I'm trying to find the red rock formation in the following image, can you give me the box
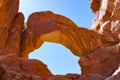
[0,0,19,50]
[48,75,70,80]
[0,0,53,80]
[78,0,120,79]
[79,44,120,77]
[91,0,120,43]
[78,74,104,80]
[104,66,120,80]
[0,54,52,80]
[20,59,52,80]
[0,13,24,56]
[90,0,101,13]
[21,11,102,58]
[0,0,119,80]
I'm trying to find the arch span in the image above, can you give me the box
[20,11,102,58]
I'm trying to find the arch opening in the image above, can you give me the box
[28,42,81,75]
[19,0,94,75]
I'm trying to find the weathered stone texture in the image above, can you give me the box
[91,0,120,43]
[21,11,102,58]
[0,13,24,56]
[79,44,120,77]
[0,0,19,50]
[0,0,120,80]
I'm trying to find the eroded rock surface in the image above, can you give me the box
[91,0,120,43]
[78,0,120,79]
[0,54,52,80]
[0,12,24,56]
[0,0,119,80]
[0,0,19,50]
[21,11,102,58]
[78,74,104,80]
[79,44,120,77]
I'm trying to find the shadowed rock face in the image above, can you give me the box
[0,0,119,80]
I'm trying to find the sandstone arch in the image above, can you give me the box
[21,11,102,58]
[0,0,120,79]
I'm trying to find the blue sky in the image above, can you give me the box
[19,0,95,75]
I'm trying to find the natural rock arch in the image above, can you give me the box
[0,0,119,80]
[20,11,102,58]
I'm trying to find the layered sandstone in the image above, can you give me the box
[21,11,102,58]
[0,0,19,50]
[78,0,120,80]
[0,0,52,80]
[0,0,119,80]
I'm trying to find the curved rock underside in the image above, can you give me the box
[21,11,102,58]
[0,0,119,80]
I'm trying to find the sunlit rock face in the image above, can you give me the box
[21,11,102,58]
[0,0,119,80]
[91,0,120,43]
[79,0,120,79]
[0,0,19,52]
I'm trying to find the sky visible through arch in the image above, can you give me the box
[19,0,95,75]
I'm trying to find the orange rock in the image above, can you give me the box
[0,0,53,80]
[0,54,52,80]
[0,54,21,71]
[21,11,102,58]
[1,71,23,80]
[0,0,119,80]
[0,0,19,50]
[78,74,104,80]
[105,67,120,80]
[5,13,25,55]
[0,13,25,56]
[65,73,80,80]
[21,11,78,58]
[0,66,5,77]
[79,44,120,77]
[20,59,52,80]
[90,0,101,13]
[91,0,120,44]
[48,75,70,80]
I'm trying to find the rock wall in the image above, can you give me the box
[0,0,119,80]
